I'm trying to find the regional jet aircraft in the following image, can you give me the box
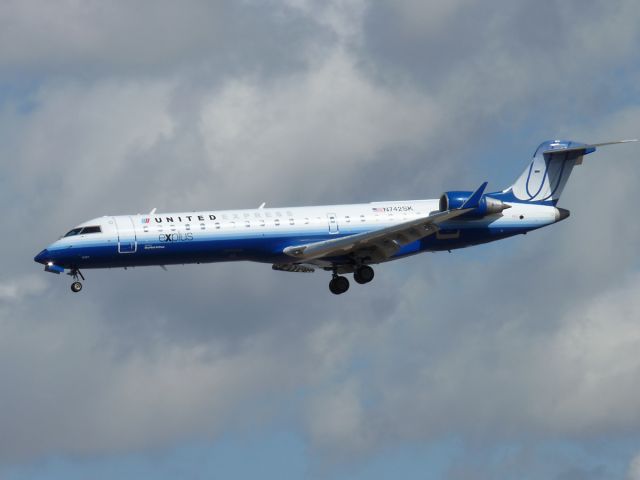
[34,139,637,294]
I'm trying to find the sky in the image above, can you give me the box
[1,0,640,478]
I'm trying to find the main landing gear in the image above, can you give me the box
[328,265,375,295]
[329,275,350,295]
[68,269,85,293]
[353,265,374,284]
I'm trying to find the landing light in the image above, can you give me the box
[44,263,65,275]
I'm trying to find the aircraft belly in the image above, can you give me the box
[68,232,340,268]
[421,226,527,251]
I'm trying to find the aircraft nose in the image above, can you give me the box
[34,249,48,264]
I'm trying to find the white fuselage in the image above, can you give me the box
[35,198,562,272]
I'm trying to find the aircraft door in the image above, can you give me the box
[114,216,137,253]
[327,213,339,234]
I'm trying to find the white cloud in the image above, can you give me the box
[0,275,47,303]
[0,311,304,460]
[306,380,371,456]
[539,272,640,434]
[199,49,440,203]
[283,0,368,43]
[302,270,640,452]
[5,80,174,228]
[629,452,640,480]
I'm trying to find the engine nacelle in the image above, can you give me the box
[439,191,510,217]
[439,191,473,211]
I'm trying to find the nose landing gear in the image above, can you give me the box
[67,269,85,293]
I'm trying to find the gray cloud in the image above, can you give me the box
[1,0,640,476]
[0,0,320,80]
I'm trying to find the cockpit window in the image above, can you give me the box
[63,225,102,237]
[64,228,83,237]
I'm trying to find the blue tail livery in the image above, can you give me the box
[34,139,637,294]
[500,139,637,205]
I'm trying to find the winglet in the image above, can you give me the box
[460,182,488,209]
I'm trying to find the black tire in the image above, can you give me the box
[329,276,350,295]
[71,281,83,293]
[354,265,374,284]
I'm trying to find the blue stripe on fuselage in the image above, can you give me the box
[42,223,532,270]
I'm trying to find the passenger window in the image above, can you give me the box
[200,223,206,230]
[215,222,221,229]
[245,221,251,228]
[274,219,280,226]
[289,218,294,225]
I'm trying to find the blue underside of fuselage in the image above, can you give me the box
[38,226,532,270]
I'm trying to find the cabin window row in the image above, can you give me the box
[139,211,417,233]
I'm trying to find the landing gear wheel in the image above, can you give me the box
[71,281,83,293]
[329,275,350,295]
[354,265,375,284]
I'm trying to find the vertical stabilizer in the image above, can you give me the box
[507,140,591,205]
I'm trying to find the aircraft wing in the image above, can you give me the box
[283,182,487,263]
[283,207,472,263]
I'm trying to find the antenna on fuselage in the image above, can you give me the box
[258,202,266,209]
[150,208,157,215]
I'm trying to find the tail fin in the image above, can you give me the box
[503,139,637,205]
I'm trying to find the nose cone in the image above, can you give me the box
[34,249,48,264]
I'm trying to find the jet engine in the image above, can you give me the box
[439,191,510,217]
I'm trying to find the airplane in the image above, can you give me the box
[34,139,637,295]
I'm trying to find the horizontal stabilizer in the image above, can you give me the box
[543,139,638,155]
